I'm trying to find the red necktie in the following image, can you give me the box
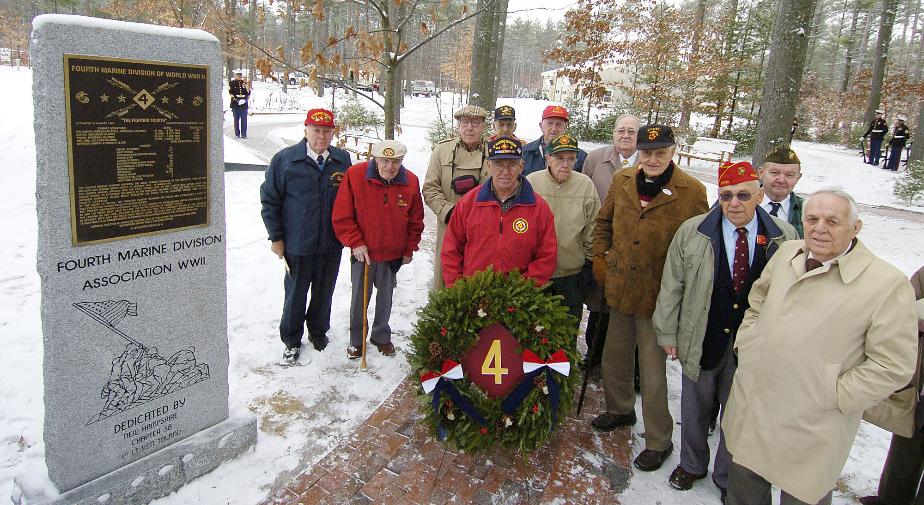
[806,258,823,272]
[733,228,749,293]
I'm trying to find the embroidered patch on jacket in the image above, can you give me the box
[512,218,528,234]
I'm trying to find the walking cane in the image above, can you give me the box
[576,327,600,416]
[360,260,370,371]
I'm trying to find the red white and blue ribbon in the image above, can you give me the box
[420,360,464,393]
[522,349,570,377]
[502,349,571,427]
[419,359,485,439]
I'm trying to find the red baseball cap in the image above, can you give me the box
[718,161,758,187]
[541,105,569,121]
[304,108,335,127]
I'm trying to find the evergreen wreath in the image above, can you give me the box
[409,268,580,452]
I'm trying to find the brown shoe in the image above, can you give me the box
[668,465,707,490]
[347,346,361,359]
[375,342,396,356]
[634,441,673,471]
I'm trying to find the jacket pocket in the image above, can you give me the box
[823,363,841,411]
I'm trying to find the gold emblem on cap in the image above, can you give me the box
[648,127,661,141]
[383,147,395,156]
[738,167,745,175]
[311,111,331,122]
[789,151,796,160]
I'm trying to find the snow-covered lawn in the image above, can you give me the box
[2,66,923,504]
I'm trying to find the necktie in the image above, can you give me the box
[316,154,324,167]
[733,228,749,293]
[806,258,823,272]
[768,201,782,217]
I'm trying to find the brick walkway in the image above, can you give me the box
[259,376,632,504]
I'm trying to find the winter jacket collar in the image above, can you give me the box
[475,176,537,206]
[365,159,409,185]
[696,205,787,243]
[789,238,873,284]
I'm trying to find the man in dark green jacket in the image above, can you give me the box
[757,144,804,237]
[654,161,797,501]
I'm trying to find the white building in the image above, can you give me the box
[540,64,631,108]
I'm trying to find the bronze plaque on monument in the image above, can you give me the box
[64,55,209,245]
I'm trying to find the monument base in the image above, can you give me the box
[13,414,257,505]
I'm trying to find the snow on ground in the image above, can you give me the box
[1,66,923,504]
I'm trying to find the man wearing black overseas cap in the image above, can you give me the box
[591,124,708,472]
[441,136,558,288]
[489,105,521,143]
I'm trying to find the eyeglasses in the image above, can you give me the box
[459,119,484,127]
[718,191,755,202]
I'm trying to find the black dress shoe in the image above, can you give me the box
[591,411,637,431]
[668,465,707,490]
[858,497,883,505]
[634,441,673,471]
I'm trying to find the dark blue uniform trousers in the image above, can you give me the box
[280,251,342,348]
[870,138,883,165]
[887,144,904,171]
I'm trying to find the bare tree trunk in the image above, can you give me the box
[468,0,502,110]
[911,100,924,162]
[753,0,817,166]
[864,0,898,124]
[805,0,825,68]
[841,0,861,91]
[906,0,921,74]
[857,5,876,68]
[679,0,707,129]
[492,0,509,103]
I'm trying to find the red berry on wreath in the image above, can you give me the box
[531,403,539,414]
[440,326,448,336]
[480,427,489,435]
[540,337,548,344]
[506,306,516,313]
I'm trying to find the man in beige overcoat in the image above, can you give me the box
[422,105,490,291]
[724,188,919,505]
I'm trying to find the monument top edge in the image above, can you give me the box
[32,14,219,43]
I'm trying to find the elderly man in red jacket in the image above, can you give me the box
[333,140,424,358]
[441,136,557,287]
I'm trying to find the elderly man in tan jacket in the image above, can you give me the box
[422,105,490,291]
[527,134,600,326]
[724,188,919,505]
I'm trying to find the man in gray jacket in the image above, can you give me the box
[654,161,797,501]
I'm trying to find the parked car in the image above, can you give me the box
[411,80,437,97]
[288,71,307,85]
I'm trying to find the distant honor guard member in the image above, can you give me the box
[591,124,708,471]
[654,161,797,500]
[229,71,250,138]
[886,114,911,171]
[332,140,424,358]
[522,105,587,175]
[758,144,805,237]
[423,105,490,291]
[862,109,888,165]
[441,136,557,287]
[260,108,353,364]
[527,134,600,325]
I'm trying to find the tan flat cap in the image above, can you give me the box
[453,105,488,120]
[372,140,407,159]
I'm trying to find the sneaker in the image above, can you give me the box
[634,442,674,471]
[668,465,707,490]
[282,346,300,363]
[591,411,637,431]
[309,334,329,351]
[347,346,362,359]
[375,342,396,356]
